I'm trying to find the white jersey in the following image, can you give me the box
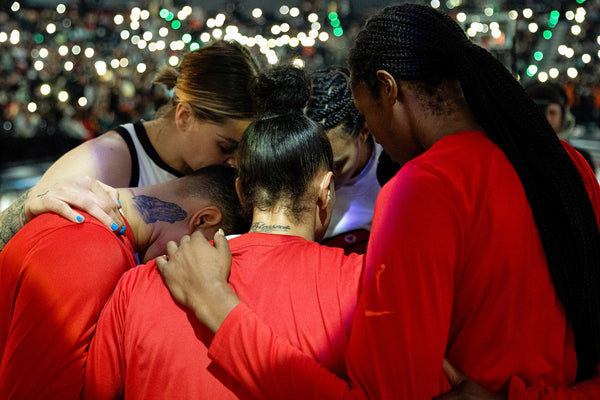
[324,142,383,239]
[115,122,182,187]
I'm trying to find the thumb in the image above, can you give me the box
[443,358,468,387]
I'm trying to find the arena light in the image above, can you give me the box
[64,61,74,71]
[137,63,147,73]
[293,58,304,68]
[538,72,548,82]
[27,102,37,112]
[40,84,51,96]
[78,97,88,107]
[567,68,578,78]
[9,30,19,45]
[582,53,591,63]
[280,5,289,15]
[549,68,559,78]
[114,14,124,25]
[169,55,179,66]
[430,0,441,8]
[46,23,56,34]
[56,3,66,14]
[527,22,538,33]
[526,65,538,77]
[523,8,533,19]
[58,45,68,56]
[11,2,20,12]
[94,60,107,76]
[58,91,69,103]
[289,7,300,17]
[39,48,48,58]
[252,8,262,18]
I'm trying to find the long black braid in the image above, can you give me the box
[349,3,600,380]
[306,66,364,137]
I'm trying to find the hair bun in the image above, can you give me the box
[254,65,311,115]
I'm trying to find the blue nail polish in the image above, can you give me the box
[111,222,119,231]
[117,200,122,207]
[119,226,126,235]
[76,215,83,223]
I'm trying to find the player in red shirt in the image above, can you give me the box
[0,165,247,399]
[157,4,600,399]
[83,65,364,400]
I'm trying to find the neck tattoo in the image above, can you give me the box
[250,222,291,233]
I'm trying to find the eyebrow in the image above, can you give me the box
[217,134,239,145]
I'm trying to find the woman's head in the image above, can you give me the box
[348,3,600,380]
[238,65,334,227]
[154,40,261,169]
[306,67,371,188]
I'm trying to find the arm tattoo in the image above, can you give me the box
[0,189,30,251]
[132,195,187,224]
[250,222,291,233]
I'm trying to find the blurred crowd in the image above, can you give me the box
[2,0,600,165]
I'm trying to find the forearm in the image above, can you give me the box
[0,190,30,251]
[208,303,355,400]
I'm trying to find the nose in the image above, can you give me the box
[223,155,237,168]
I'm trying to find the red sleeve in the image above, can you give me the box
[82,269,133,399]
[505,143,600,400]
[208,303,360,399]
[561,141,600,224]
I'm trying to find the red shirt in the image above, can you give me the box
[0,212,136,399]
[83,233,363,399]
[206,131,600,399]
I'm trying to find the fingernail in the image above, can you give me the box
[217,228,225,236]
[117,200,122,208]
[111,222,119,231]
[119,226,126,235]
[76,215,84,223]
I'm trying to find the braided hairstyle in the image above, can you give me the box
[349,3,600,380]
[238,65,333,221]
[306,66,365,137]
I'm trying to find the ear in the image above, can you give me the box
[175,102,193,131]
[188,206,223,235]
[235,177,245,208]
[317,171,334,211]
[358,123,371,144]
[375,70,398,105]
